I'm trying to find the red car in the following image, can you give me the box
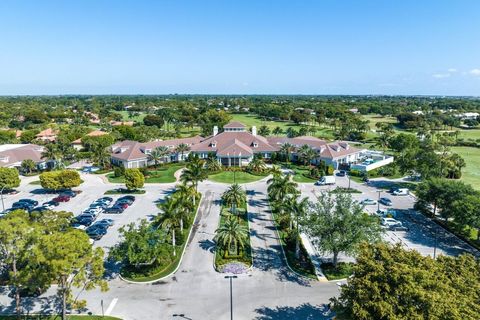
[52,195,70,203]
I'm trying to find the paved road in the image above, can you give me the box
[2,173,477,319]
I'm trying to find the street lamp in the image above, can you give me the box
[225,275,238,320]
[377,190,381,212]
[0,186,5,212]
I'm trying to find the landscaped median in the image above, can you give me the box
[109,186,201,283]
[214,185,252,273]
[107,163,184,184]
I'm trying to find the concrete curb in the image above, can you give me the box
[119,193,203,284]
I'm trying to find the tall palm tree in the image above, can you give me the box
[175,143,190,162]
[159,197,181,256]
[272,126,283,135]
[155,146,171,165]
[222,184,246,216]
[175,183,197,212]
[215,216,248,256]
[269,165,282,177]
[297,144,316,166]
[280,142,295,163]
[267,174,299,204]
[286,196,309,258]
[180,154,207,205]
[148,148,163,168]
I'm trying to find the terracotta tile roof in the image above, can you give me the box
[72,130,108,144]
[36,128,58,141]
[111,136,203,161]
[216,139,253,156]
[0,144,45,167]
[266,136,328,151]
[223,121,247,128]
[190,131,277,155]
[320,142,363,159]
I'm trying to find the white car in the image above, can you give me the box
[82,207,101,215]
[72,223,86,230]
[361,198,377,205]
[393,188,409,196]
[381,217,402,228]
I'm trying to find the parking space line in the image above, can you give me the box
[105,297,118,315]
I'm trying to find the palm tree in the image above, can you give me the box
[175,143,190,162]
[269,165,282,177]
[247,157,266,173]
[148,148,162,168]
[267,174,299,205]
[272,126,283,135]
[215,216,248,256]
[41,144,62,169]
[21,159,36,174]
[92,146,111,169]
[286,196,309,258]
[175,183,197,213]
[159,197,181,256]
[155,146,171,165]
[222,184,246,216]
[297,144,316,166]
[180,154,207,205]
[205,156,222,172]
[280,142,295,163]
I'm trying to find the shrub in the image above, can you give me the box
[39,170,81,190]
[327,165,335,175]
[113,166,125,177]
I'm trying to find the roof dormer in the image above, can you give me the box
[211,140,217,148]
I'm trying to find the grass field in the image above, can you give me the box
[115,110,147,122]
[457,129,480,141]
[230,114,336,139]
[451,146,480,189]
[208,171,268,184]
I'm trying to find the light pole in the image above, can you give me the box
[377,190,381,212]
[347,174,351,191]
[225,275,237,320]
[433,226,439,259]
[0,186,5,212]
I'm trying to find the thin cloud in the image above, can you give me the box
[447,68,458,73]
[470,69,480,76]
[432,73,451,79]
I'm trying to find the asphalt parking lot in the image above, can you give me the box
[299,175,479,260]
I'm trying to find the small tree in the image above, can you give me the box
[21,159,36,174]
[124,168,145,190]
[302,192,382,268]
[39,170,81,191]
[42,230,108,320]
[0,167,20,191]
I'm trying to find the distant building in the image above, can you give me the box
[0,144,50,170]
[72,130,109,150]
[455,112,479,120]
[35,128,58,142]
[110,121,134,126]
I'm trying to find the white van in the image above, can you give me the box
[315,175,336,186]
[393,188,409,196]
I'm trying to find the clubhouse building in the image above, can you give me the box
[110,121,381,170]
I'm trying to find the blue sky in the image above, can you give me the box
[1,0,480,95]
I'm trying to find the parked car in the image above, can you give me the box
[59,190,77,198]
[379,197,392,206]
[82,208,102,216]
[74,216,95,226]
[89,202,108,210]
[87,231,105,241]
[71,223,86,230]
[116,198,133,206]
[381,217,402,229]
[336,170,347,177]
[30,206,49,213]
[361,198,377,205]
[17,199,39,206]
[93,219,114,228]
[393,188,409,196]
[119,195,135,202]
[12,202,34,211]
[86,226,108,239]
[43,200,60,207]
[52,195,70,202]
[82,166,101,173]
[104,206,125,214]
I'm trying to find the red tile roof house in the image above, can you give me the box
[72,130,108,150]
[35,128,58,142]
[0,144,50,170]
[110,136,203,168]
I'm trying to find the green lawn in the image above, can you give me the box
[107,164,183,184]
[457,129,480,141]
[230,114,336,139]
[321,262,354,280]
[208,171,268,184]
[115,110,147,122]
[0,316,121,320]
[283,165,317,183]
[451,146,480,189]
